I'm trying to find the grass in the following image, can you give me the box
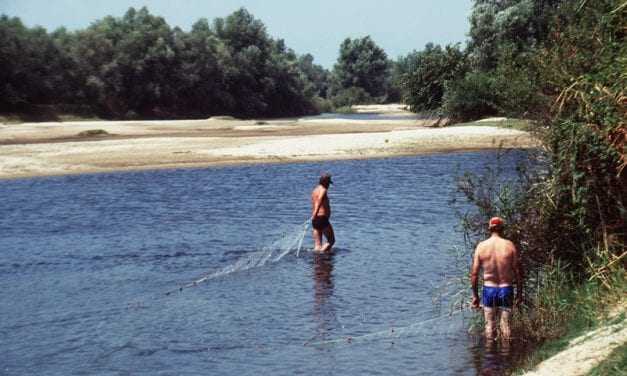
[587,343,627,376]
[513,269,626,374]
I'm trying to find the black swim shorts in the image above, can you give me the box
[312,216,330,231]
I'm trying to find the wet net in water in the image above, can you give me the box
[166,220,310,295]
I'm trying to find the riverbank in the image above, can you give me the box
[522,302,626,376]
[0,105,535,179]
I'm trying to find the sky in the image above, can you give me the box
[0,0,473,68]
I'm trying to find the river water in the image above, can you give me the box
[1,151,528,375]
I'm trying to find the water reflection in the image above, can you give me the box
[312,251,337,341]
[470,338,516,375]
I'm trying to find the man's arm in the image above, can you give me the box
[311,188,326,218]
[512,243,523,307]
[470,245,481,308]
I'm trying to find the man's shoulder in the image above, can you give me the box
[312,185,327,196]
[501,238,516,249]
[476,240,489,255]
[477,238,491,248]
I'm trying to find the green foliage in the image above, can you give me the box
[515,270,626,371]
[330,86,373,108]
[0,16,72,110]
[332,36,390,101]
[587,343,627,376]
[400,43,468,112]
[334,105,355,114]
[298,53,331,99]
[443,46,543,122]
[71,7,179,117]
[538,0,626,169]
[311,96,334,113]
[546,121,624,266]
[442,72,499,121]
[0,7,329,119]
[491,45,545,118]
[468,0,545,71]
[397,0,561,120]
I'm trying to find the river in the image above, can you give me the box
[1,151,528,375]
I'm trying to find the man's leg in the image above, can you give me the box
[312,228,323,251]
[320,224,335,252]
[483,307,497,339]
[499,309,512,339]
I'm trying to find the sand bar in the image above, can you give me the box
[0,105,535,179]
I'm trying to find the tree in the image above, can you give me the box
[297,53,331,99]
[332,36,390,99]
[174,19,231,116]
[467,0,558,71]
[71,7,179,117]
[214,8,271,55]
[0,15,71,110]
[400,43,468,112]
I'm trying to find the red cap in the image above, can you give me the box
[489,217,504,228]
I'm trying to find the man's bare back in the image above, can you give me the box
[473,236,517,287]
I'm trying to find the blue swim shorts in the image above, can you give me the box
[481,286,514,309]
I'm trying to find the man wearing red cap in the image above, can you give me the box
[470,216,523,339]
[310,173,335,252]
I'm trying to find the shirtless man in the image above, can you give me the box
[311,173,335,252]
[470,217,523,339]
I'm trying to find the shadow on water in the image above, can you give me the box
[468,336,535,375]
[312,251,337,343]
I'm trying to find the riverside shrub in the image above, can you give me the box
[442,72,499,121]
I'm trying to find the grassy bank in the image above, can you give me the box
[587,343,627,376]
[514,270,626,374]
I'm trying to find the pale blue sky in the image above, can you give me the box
[0,0,473,68]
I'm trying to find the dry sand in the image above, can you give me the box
[0,105,535,179]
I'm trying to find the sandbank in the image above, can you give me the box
[0,105,535,179]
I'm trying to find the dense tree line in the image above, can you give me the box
[0,7,333,118]
[0,7,405,118]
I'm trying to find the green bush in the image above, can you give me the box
[492,47,545,119]
[400,43,468,112]
[334,105,355,114]
[311,96,334,113]
[442,72,499,121]
[330,86,373,108]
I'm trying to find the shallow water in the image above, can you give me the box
[1,151,527,375]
